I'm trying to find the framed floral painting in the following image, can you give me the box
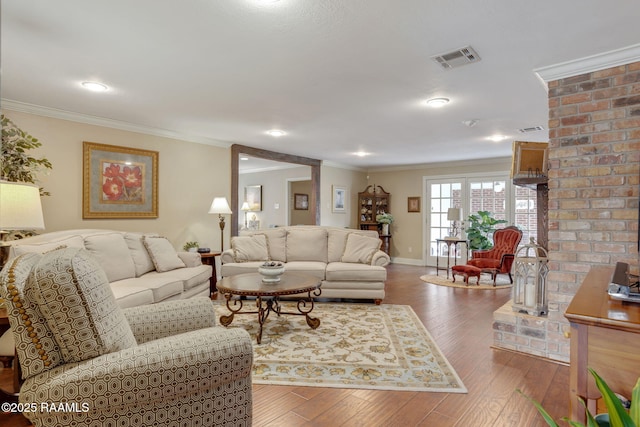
[83,141,158,218]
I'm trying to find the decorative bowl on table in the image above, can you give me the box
[258,261,285,283]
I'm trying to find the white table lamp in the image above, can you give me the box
[240,202,250,229]
[447,208,462,238]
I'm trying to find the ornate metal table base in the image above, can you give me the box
[220,289,321,344]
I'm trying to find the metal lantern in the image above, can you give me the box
[512,237,548,316]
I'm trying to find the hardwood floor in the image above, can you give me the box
[0,264,569,426]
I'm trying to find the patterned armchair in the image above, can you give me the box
[467,226,523,285]
[0,248,253,427]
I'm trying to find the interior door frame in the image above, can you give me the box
[231,144,321,236]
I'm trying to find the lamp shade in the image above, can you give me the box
[0,181,45,230]
[240,202,250,211]
[208,197,233,215]
[447,208,462,221]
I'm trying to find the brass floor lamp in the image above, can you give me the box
[208,197,233,251]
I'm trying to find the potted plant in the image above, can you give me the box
[519,368,640,426]
[376,213,394,235]
[465,210,507,250]
[1,114,52,195]
[183,241,199,252]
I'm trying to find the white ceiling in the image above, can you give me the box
[2,1,639,170]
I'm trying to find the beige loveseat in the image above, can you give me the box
[220,226,390,304]
[6,229,212,308]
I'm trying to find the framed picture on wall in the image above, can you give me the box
[408,196,420,213]
[294,193,309,210]
[82,141,158,219]
[332,185,346,213]
[245,185,262,211]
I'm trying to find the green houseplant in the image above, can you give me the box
[519,368,640,427]
[183,241,199,252]
[1,114,52,195]
[465,210,507,250]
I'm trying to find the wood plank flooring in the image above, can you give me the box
[0,264,569,426]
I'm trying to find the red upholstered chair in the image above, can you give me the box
[467,226,523,286]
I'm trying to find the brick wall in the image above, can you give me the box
[493,61,640,362]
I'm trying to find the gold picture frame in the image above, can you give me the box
[83,141,158,219]
[408,196,420,213]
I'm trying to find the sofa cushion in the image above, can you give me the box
[283,261,327,280]
[231,234,269,262]
[143,236,186,272]
[325,262,388,282]
[11,235,85,257]
[221,261,264,277]
[111,275,183,303]
[110,285,155,309]
[143,264,212,291]
[31,248,137,363]
[286,228,328,262]
[84,233,136,282]
[125,232,158,276]
[341,233,381,264]
[0,253,64,379]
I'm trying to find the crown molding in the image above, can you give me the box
[534,43,640,82]
[366,156,512,173]
[0,99,231,148]
[322,160,367,172]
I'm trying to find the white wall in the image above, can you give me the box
[2,110,231,251]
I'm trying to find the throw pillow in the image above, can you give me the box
[84,233,136,282]
[125,232,158,276]
[30,248,137,363]
[0,253,64,378]
[231,234,269,262]
[143,236,186,272]
[341,233,381,264]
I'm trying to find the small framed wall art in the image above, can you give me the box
[332,185,346,213]
[294,193,309,210]
[244,185,262,211]
[83,141,158,219]
[408,196,420,213]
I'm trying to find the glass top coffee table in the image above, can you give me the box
[216,272,322,344]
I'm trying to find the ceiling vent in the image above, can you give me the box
[518,125,545,133]
[431,46,481,70]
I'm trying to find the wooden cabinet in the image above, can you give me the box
[357,185,390,232]
[565,265,640,423]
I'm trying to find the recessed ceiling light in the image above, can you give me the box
[353,151,370,157]
[266,129,286,137]
[425,97,450,108]
[487,134,508,142]
[81,81,108,92]
[240,157,249,161]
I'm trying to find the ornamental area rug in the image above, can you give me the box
[213,301,467,393]
[420,273,512,290]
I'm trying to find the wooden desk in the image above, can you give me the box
[565,265,640,423]
[199,252,221,296]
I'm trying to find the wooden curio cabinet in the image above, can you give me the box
[357,185,390,231]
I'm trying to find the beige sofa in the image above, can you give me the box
[6,229,212,308]
[220,226,390,304]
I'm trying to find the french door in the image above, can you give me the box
[425,174,520,267]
